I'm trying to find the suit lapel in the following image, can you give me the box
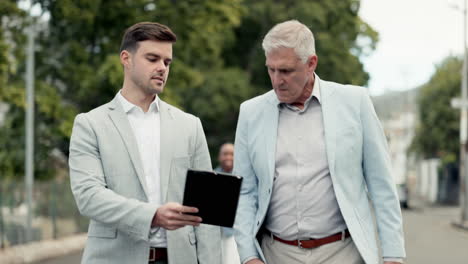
[159,100,174,203]
[264,92,280,184]
[107,97,150,199]
[320,79,338,177]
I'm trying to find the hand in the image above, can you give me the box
[246,259,264,264]
[152,202,202,230]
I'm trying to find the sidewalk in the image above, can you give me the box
[408,193,468,232]
[403,194,468,263]
[0,234,86,264]
[452,220,468,232]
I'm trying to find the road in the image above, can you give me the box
[402,205,468,264]
[35,251,82,264]
[35,205,468,264]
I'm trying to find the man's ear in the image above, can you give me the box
[120,50,131,68]
[307,55,318,73]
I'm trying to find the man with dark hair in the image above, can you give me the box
[69,22,222,264]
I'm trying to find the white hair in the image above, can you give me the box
[262,20,316,63]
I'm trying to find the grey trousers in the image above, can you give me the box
[261,233,365,264]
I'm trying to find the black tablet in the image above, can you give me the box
[182,169,243,227]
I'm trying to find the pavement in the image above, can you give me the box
[1,196,468,264]
[0,234,86,264]
[403,197,468,264]
[34,251,82,264]
[452,220,468,232]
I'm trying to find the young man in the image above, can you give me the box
[233,20,405,264]
[69,22,221,264]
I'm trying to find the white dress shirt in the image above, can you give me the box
[266,79,347,240]
[262,78,403,263]
[117,91,166,248]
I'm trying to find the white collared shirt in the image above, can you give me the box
[265,77,347,240]
[117,91,166,247]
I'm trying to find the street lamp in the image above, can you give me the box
[450,0,468,228]
[25,2,35,243]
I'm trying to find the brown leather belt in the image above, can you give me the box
[272,229,350,249]
[149,248,167,262]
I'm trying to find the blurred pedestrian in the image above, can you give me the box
[214,142,234,174]
[69,22,221,264]
[232,20,406,264]
[212,142,240,263]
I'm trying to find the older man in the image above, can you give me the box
[232,20,405,264]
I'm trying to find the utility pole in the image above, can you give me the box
[25,8,35,242]
[451,0,468,228]
[463,0,468,226]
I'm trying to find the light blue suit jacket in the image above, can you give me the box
[232,76,405,264]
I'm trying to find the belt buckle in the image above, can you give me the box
[149,248,156,262]
[297,239,304,249]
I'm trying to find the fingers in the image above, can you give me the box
[165,202,198,213]
[164,219,201,230]
[177,205,199,214]
[166,202,199,215]
[154,202,203,230]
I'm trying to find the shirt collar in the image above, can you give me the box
[308,73,321,104]
[117,90,160,113]
[278,73,321,110]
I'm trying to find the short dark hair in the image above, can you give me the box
[119,22,177,53]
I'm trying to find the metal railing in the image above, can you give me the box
[0,178,88,248]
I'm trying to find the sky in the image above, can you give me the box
[19,0,464,97]
[359,0,465,95]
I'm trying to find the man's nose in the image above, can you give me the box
[272,72,283,86]
[155,60,167,73]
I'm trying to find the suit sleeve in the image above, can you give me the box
[359,92,406,258]
[191,117,222,264]
[232,103,262,262]
[69,114,157,242]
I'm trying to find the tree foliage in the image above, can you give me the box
[223,0,378,94]
[0,1,28,180]
[410,56,461,162]
[0,0,377,179]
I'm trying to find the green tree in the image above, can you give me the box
[410,56,461,162]
[0,1,28,180]
[33,0,246,167]
[0,1,80,180]
[1,0,378,179]
[222,0,378,96]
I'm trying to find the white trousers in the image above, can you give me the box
[261,233,364,264]
[222,229,241,264]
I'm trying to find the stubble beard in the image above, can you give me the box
[132,75,164,96]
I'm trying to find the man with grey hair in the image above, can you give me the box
[232,20,405,264]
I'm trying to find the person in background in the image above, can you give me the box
[232,20,405,264]
[213,142,240,264]
[215,142,234,173]
[69,22,221,264]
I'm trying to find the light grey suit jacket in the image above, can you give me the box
[69,95,222,264]
[233,76,405,264]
